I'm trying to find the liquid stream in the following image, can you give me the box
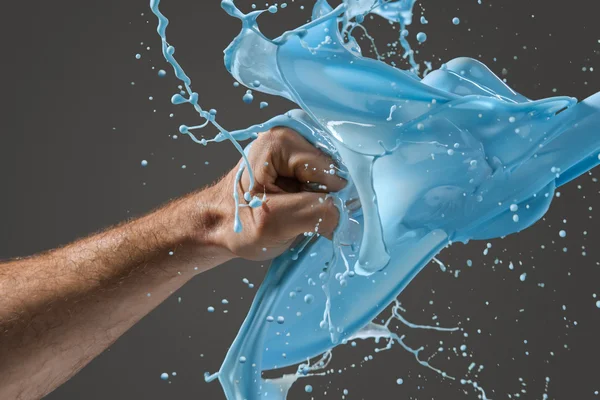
[149,1,600,398]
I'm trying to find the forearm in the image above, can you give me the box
[0,127,343,399]
[0,187,232,399]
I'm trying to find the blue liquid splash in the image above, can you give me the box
[150,0,600,398]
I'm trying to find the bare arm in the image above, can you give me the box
[0,127,345,400]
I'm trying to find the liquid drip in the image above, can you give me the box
[149,0,600,399]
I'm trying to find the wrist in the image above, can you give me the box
[131,186,234,275]
[170,185,236,265]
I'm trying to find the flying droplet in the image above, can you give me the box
[520,273,527,282]
[242,90,254,104]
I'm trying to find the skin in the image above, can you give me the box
[0,127,346,400]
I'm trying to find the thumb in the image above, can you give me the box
[268,191,340,240]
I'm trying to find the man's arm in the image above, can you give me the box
[0,127,345,399]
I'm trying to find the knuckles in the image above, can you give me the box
[251,205,278,238]
[256,127,296,152]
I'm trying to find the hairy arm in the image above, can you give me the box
[0,127,345,399]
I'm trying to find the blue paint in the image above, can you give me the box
[559,229,567,237]
[242,90,254,104]
[149,0,600,399]
[150,0,259,233]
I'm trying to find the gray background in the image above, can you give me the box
[2,0,600,398]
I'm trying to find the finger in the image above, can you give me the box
[264,127,347,192]
[288,150,347,193]
[268,191,340,239]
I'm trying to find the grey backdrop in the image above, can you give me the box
[3,0,600,399]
